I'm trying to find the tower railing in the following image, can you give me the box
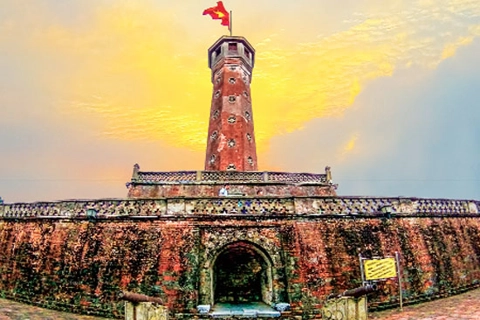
[131,170,328,184]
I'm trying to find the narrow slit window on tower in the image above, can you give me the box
[245,48,251,59]
[215,46,221,59]
[228,42,238,53]
[211,131,218,140]
[215,71,222,84]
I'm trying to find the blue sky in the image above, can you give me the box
[268,38,480,199]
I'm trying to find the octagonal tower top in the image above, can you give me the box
[208,36,255,81]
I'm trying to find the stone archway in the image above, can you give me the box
[213,241,272,304]
[210,241,273,305]
[198,228,288,307]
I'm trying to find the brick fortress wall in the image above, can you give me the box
[0,197,479,319]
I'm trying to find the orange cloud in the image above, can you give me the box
[442,36,474,59]
[1,0,479,156]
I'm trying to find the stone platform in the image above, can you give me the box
[126,165,337,198]
[211,302,280,318]
[2,288,480,319]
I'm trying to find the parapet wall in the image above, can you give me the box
[1,196,478,218]
[0,197,479,319]
[126,168,337,198]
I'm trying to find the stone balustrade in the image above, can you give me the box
[134,171,198,183]
[0,197,478,219]
[296,197,479,215]
[131,170,328,184]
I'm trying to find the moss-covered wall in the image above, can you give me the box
[0,216,479,319]
[0,220,199,318]
[287,217,480,317]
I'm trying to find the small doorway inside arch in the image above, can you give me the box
[214,244,264,302]
[211,242,280,317]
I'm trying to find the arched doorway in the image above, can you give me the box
[212,241,273,305]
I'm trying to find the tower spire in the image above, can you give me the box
[204,36,258,171]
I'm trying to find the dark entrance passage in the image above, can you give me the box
[213,242,269,304]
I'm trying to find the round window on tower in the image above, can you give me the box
[247,156,254,166]
[243,91,249,98]
[245,111,251,121]
[213,109,220,120]
[229,77,236,84]
[211,131,218,140]
[228,95,236,103]
[215,90,221,98]
[228,139,236,148]
[210,154,216,164]
[227,164,236,171]
[246,133,252,142]
[227,115,236,124]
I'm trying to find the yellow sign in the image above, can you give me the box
[364,258,397,280]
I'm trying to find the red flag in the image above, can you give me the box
[203,1,230,27]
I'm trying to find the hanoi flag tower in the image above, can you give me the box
[127,33,335,199]
[126,8,336,199]
[204,36,258,171]
[1,5,480,320]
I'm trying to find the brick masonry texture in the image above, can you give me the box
[205,36,258,171]
[1,205,480,319]
[127,183,337,199]
[126,167,337,199]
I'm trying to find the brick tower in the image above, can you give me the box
[204,36,258,171]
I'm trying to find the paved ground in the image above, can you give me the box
[0,299,109,320]
[369,287,480,319]
[0,288,479,319]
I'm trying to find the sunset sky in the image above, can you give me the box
[0,0,479,203]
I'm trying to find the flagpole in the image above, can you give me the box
[229,10,232,36]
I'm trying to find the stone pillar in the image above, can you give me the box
[124,302,168,320]
[322,297,367,320]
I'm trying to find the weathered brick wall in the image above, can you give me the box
[127,183,336,199]
[0,220,199,318]
[287,217,480,317]
[126,168,335,199]
[0,215,480,319]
